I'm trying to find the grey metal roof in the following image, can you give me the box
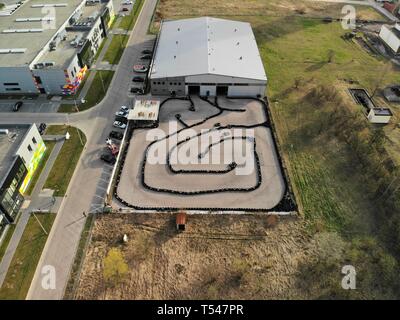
[150,17,267,81]
[0,124,29,184]
[0,0,85,67]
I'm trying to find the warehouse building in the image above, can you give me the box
[379,24,400,54]
[0,124,45,238]
[149,17,267,97]
[0,0,114,95]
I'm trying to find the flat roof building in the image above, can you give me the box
[379,24,400,54]
[0,0,115,95]
[0,124,46,238]
[149,17,267,97]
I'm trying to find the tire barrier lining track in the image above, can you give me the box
[113,95,297,213]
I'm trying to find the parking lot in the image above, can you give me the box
[0,98,60,113]
[127,38,155,98]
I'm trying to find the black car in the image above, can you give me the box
[140,54,152,60]
[38,123,47,135]
[142,49,152,54]
[132,76,145,82]
[13,101,23,112]
[130,87,144,94]
[109,130,123,140]
[100,153,116,164]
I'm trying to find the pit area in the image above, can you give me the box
[114,96,296,213]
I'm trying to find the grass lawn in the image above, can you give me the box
[24,142,56,196]
[0,213,55,300]
[0,224,16,263]
[64,213,95,299]
[43,125,86,196]
[58,71,114,113]
[119,0,144,31]
[102,35,129,65]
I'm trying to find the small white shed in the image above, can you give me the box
[379,24,400,54]
[367,108,393,124]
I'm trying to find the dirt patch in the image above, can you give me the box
[74,213,316,299]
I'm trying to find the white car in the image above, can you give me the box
[113,121,127,129]
[123,0,133,4]
[115,110,128,117]
[133,65,148,73]
[120,105,129,112]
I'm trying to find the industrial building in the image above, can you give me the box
[0,124,45,238]
[379,24,400,54]
[149,17,267,97]
[0,0,114,95]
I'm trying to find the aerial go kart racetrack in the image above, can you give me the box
[114,96,297,213]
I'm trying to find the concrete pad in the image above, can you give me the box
[116,97,286,211]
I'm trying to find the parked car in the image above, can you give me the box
[100,153,116,164]
[13,101,23,112]
[142,49,152,54]
[140,54,152,60]
[123,0,133,4]
[109,130,123,140]
[113,121,127,129]
[38,123,47,135]
[130,87,144,94]
[132,76,145,82]
[133,65,148,73]
[120,105,129,112]
[115,110,128,118]
[122,7,129,12]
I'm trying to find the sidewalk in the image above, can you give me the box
[0,137,65,287]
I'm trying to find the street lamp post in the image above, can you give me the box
[31,212,48,235]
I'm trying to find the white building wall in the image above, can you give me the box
[87,18,104,55]
[186,74,266,85]
[0,67,38,94]
[15,124,44,166]
[66,55,82,81]
[379,25,400,53]
[186,74,267,97]
[228,85,266,97]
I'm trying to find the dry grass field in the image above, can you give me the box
[75,213,321,299]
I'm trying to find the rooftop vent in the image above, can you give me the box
[2,28,43,33]
[0,48,27,54]
[16,17,55,22]
[31,4,67,8]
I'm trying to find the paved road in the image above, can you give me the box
[0,0,158,300]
